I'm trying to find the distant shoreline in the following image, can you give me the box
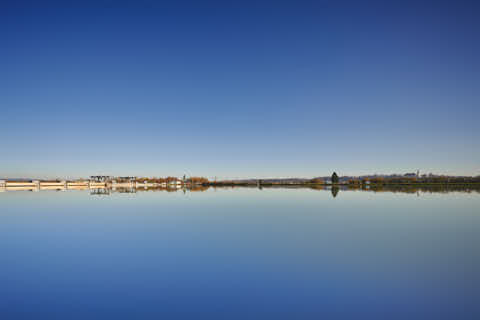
[1,183,479,196]
[2,180,480,188]
[2,173,480,191]
[209,182,480,186]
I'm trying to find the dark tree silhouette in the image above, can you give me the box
[331,172,339,184]
[331,186,339,198]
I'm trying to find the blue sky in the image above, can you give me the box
[1,1,479,179]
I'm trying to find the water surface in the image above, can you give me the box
[1,188,479,319]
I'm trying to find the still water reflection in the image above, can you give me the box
[1,187,479,319]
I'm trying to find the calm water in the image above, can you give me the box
[1,187,479,319]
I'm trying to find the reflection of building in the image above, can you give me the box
[90,188,110,196]
[115,187,137,194]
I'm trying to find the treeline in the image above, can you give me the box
[186,177,209,185]
[132,177,178,183]
[117,175,480,186]
[348,176,480,185]
[347,184,480,194]
[117,177,210,184]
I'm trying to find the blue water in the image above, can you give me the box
[1,188,479,319]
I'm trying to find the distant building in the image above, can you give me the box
[168,179,182,186]
[118,177,136,182]
[90,176,112,182]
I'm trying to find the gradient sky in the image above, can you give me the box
[1,1,479,179]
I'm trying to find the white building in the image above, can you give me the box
[168,179,182,188]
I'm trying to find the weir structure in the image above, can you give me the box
[0,176,184,192]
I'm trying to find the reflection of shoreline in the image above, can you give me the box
[1,184,479,195]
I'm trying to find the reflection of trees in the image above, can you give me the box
[189,185,210,192]
[309,185,326,191]
[86,184,479,196]
[331,186,339,198]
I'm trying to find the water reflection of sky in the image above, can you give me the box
[0,189,479,319]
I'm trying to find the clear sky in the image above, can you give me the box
[1,1,479,179]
